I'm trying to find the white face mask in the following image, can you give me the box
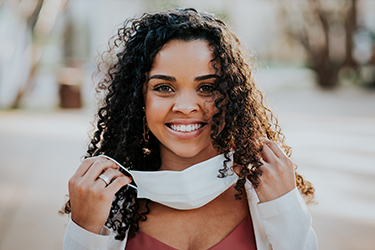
[99,153,238,210]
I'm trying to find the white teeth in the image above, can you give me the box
[170,124,202,132]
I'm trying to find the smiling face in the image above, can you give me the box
[144,39,220,170]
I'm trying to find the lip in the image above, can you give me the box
[165,120,207,139]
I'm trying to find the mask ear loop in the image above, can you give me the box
[97,155,138,190]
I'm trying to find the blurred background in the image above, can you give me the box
[0,0,374,249]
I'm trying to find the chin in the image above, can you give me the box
[169,144,217,160]
[171,148,202,159]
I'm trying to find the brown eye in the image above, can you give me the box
[154,84,173,93]
[198,84,215,93]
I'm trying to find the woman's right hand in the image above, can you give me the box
[68,156,132,234]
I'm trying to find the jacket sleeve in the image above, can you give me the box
[257,188,318,250]
[63,219,111,250]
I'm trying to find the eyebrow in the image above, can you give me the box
[148,74,219,82]
[194,74,219,81]
[148,75,176,82]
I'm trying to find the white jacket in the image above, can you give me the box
[63,181,318,250]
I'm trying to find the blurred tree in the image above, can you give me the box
[280,0,358,88]
[9,0,44,108]
[144,0,230,23]
[144,0,179,11]
[2,0,69,108]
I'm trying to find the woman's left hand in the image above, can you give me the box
[254,139,296,203]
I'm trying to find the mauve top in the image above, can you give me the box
[125,213,257,250]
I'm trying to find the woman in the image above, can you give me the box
[62,8,317,250]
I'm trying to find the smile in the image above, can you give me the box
[168,123,204,132]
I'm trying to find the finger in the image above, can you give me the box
[95,168,125,187]
[105,175,132,194]
[97,155,121,168]
[73,157,97,178]
[261,144,277,163]
[257,159,272,175]
[263,139,285,159]
[258,158,267,168]
[84,158,118,181]
[97,155,133,177]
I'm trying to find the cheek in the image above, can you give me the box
[145,99,157,122]
[145,96,169,129]
[147,99,169,112]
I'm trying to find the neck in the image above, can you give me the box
[159,145,219,171]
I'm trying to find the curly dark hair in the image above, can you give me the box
[62,8,314,240]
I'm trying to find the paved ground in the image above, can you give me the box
[0,71,374,249]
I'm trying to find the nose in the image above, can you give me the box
[172,92,199,114]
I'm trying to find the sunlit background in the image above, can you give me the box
[0,0,374,249]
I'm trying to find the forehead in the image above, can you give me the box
[150,39,215,75]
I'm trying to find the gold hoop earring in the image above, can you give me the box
[142,108,151,155]
[143,115,150,143]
